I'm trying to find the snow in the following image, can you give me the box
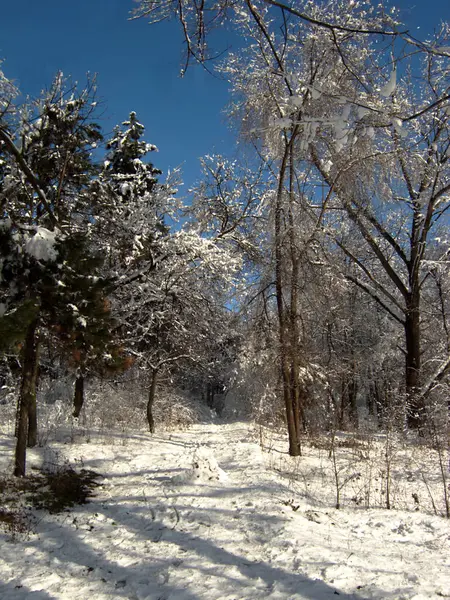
[0,218,12,231]
[171,446,228,484]
[289,95,303,108]
[380,69,397,98]
[311,86,322,100]
[24,227,58,262]
[120,182,131,196]
[270,117,293,130]
[392,117,407,138]
[0,422,449,599]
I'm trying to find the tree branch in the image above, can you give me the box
[264,0,403,36]
[344,274,405,325]
[0,126,58,228]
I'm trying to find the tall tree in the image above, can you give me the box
[94,112,239,430]
[0,75,115,475]
[135,0,450,440]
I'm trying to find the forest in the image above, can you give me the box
[0,1,449,598]
[1,0,449,470]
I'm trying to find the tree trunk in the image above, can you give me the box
[14,396,20,438]
[27,338,39,448]
[14,318,39,477]
[147,369,158,433]
[73,374,85,418]
[338,378,346,430]
[368,374,384,426]
[405,293,424,429]
[288,143,303,443]
[367,374,375,417]
[206,382,214,408]
[27,384,38,448]
[275,143,301,456]
[348,373,358,429]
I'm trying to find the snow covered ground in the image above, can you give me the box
[0,421,449,599]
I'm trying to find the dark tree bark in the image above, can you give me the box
[147,369,158,433]
[337,370,358,430]
[288,143,303,442]
[404,293,424,429]
[27,338,40,449]
[348,374,358,429]
[14,397,20,438]
[27,378,38,448]
[73,374,85,418]
[275,143,301,456]
[367,370,383,422]
[338,379,346,429]
[14,318,39,477]
[206,382,214,408]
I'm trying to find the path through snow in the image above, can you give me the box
[0,422,449,599]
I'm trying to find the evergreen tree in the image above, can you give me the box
[93,111,168,273]
[96,113,239,431]
[95,112,174,430]
[104,111,160,195]
[0,75,122,475]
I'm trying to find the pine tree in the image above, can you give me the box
[94,111,168,270]
[95,112,171,430]
[104,111,160,194]
[0,75,121,475]
[48,233,130,416]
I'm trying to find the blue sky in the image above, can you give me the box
[0,1,448,194]
[0,0,236,194]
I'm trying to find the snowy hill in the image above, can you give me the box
[0,422,449,599]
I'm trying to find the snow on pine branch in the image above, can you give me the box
[24,227,59,262]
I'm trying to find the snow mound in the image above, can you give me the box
[171,446,228,484]
[25,227,58,262]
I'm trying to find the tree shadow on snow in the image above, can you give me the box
[2,477,407,600]
[27,491,374,600]
[0,581,58,600]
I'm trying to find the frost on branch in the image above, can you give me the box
[380,68,397,97]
